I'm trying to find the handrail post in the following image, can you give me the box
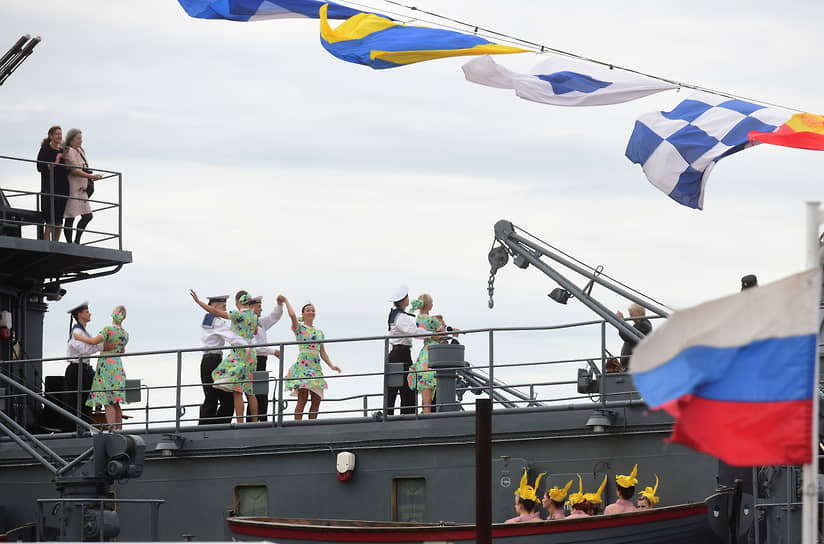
[599,321,606,407]
[75,362,83,435]
[144,386,150,433]
[49,166,55,238]
[487,331,494,405]
[382,338,389,420]
[175,351,182,433]
[117,172,123,250]
[276,345,284,426]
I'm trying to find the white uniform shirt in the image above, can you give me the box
[252,305,284,357]
[389,312,426,346]
[201,315,235,353]
[66,325,102,363]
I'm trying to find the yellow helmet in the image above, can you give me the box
[584,474,608,504]
[639,474,660,506]
[615,464,638,489]
[547,479,574,503]
[514,469,546,503]
[566,474,586,507]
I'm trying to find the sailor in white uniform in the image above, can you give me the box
[65,301,102,422]
[386,285,427,415]
[245,295,284,422]
[198,294,235,425]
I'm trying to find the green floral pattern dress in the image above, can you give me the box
[86,325,129,407]
[211,309,258,394]
[407,315,442,391]
[285,322,327,397]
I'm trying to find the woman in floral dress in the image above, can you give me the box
[190,289,259,423]
[283,298,341,420]
[78,305,129,429]
[407,294,444,413]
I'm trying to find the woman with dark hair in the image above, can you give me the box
[191,289,259,423]
[542,480,572,520]
[604,464,639,514]
[566,475,592,518]
[283,298,341,420]
[62,128,101,244]
[79,305,130,430]
[505,470,545,523]
[36,126,69,241]
[65,301,102,422]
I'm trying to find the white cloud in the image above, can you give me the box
[3,0,824,423]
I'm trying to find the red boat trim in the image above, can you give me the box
[228,504,707,542]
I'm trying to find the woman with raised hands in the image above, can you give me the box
[283,297,341,420]
[190,289,259,423]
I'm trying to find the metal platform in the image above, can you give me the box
[0,236,132,289]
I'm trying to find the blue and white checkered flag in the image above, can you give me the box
[625,92,791,209]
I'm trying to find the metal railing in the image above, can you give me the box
[0,317,660,436]
[0,154,123,249]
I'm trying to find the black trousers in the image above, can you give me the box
[199,353,234,425]
[247,355,268,421]
[386,345,416,415]
[64,362,95,422]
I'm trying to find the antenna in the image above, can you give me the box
[0,34,41,87]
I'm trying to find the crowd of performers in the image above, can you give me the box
[63,284,447,429]
[506,464,661,523]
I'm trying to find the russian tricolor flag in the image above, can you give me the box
[632,268,821,466]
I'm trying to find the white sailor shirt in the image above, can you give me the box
[201,315,233,354]
[66,325,101,364]
[389,312,426,346]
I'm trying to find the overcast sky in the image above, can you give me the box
[2,1,823,421]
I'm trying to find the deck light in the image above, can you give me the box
[548,288,572,305]
[585,409,615,433]
[154,434,184,457]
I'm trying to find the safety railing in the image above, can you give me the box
[0,317,664,436]
[0,154,123,249]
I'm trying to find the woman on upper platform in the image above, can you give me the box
[36,125,69,241]
[62,128,102,244]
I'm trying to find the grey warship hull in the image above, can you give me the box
[0,399,720,541]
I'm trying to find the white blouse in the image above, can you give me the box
[66,325,101,364]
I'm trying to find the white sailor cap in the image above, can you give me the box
[387,285,408,303]
[249,296,263,304]
[66,301,88,314]
[207,295,229,304]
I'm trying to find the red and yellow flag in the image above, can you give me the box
[749,112,824,151]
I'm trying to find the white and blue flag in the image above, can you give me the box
[178,0,363,21]
[461,55,677,107]
[625,92,790,209]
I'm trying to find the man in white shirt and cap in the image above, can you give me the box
[245,295,284,422]
[65,300,101,422]
[198,294,235,425]
[386,285,427,415]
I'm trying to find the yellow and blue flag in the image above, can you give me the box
[320,4,527,69]
[179,0,362,21]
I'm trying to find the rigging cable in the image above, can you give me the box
[514,224,672,311]
[338,0,805,113]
